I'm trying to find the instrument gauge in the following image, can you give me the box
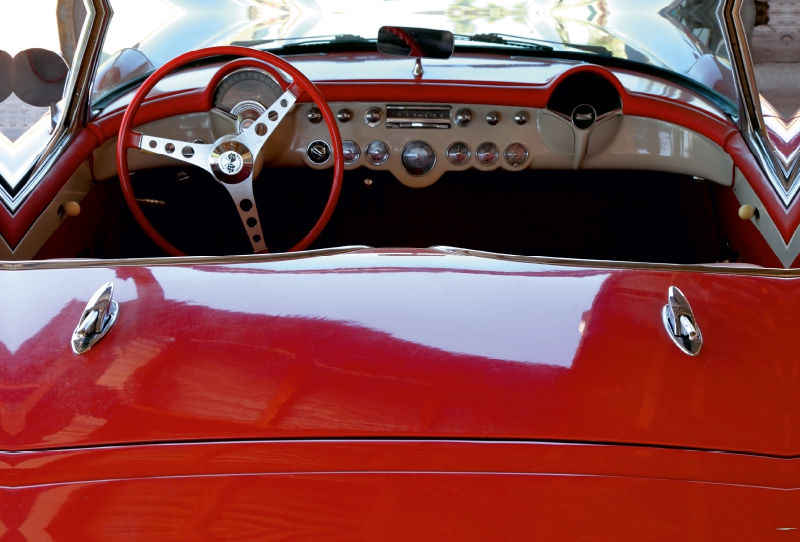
[213,68,283,112]
[401,141,436,176]
[366,141,390,165]
[475,142,499,166]
[504,142,529,167]
[343,140,361,164]
[446,142,470,166]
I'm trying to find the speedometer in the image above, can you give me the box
[213,68,283,112]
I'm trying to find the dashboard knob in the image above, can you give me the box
[307,140,331,164]
[307,108,323,124]
[738,204,757,220]
[514,111,529,125]
[365,107,383,126]
[337,109,352,123]
[486,111,500,126]
[455,108,473,127]
[62,201,80,217]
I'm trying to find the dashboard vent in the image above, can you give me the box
[386,105,452,129]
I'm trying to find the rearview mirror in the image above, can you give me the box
[377,26,454,59]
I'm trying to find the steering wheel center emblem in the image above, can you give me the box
[219,151,244,175]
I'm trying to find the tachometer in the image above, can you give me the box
[213,68,283,112]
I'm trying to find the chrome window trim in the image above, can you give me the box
[720,0,800,205]
[0,0,112,212]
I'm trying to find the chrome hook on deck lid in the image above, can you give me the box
[662,286,702,356]
[71,282,119,354]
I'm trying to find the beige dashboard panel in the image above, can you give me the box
[94,102,733,189]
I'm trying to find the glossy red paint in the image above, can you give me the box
[1,249,799,454]
[0,440,796,539]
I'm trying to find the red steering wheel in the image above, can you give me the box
[117,46,344,256]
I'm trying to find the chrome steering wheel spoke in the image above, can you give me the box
[137,133,215,173]
[221,175,268,253]
[233,89,297,156]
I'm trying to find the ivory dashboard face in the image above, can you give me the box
[103,100,732,190]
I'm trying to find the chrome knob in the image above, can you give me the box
[455,108,473,127]
[337,109,352,123]
[514,111,529,125]
[365,107,383,126]
[307,107,323,124]
[486,111,500,126]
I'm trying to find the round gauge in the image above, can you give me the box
[446,142,470,166]
[213,68,283,112]
[307,140,331,164]
[231,100,267,134]
[504,142,529,167]
[366,141,389,165]
[401,141,436,176]
[475,142,499,166]
[343,140,361,164]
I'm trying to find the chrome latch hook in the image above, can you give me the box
[661,286,702,356]
[71,282,119,354]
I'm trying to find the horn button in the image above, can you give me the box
[210,141,254,184]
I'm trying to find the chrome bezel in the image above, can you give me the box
[475,142,499,166]
[446,141,471,166]
[365,140,390,165]
[503,142,529,168]
[307,140,332,165]
[342,140,361,165]
[213,68,283,112]
[401,140,437,177]
[231,100,268,134]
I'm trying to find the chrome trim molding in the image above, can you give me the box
[720,0,800,204]
[0,246,371,270]
[429,246,800,277]
[0,0,112,212]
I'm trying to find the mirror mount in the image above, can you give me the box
[377,26,454,78]
[413,58,423,77]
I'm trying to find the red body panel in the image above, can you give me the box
[0,440,797,540]
[1,249,799,455]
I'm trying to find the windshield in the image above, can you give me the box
[94,0,735,106]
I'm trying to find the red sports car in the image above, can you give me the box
[1,0,798,539]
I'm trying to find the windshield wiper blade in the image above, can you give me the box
[456,33,610,56]
[231,34,372,48]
